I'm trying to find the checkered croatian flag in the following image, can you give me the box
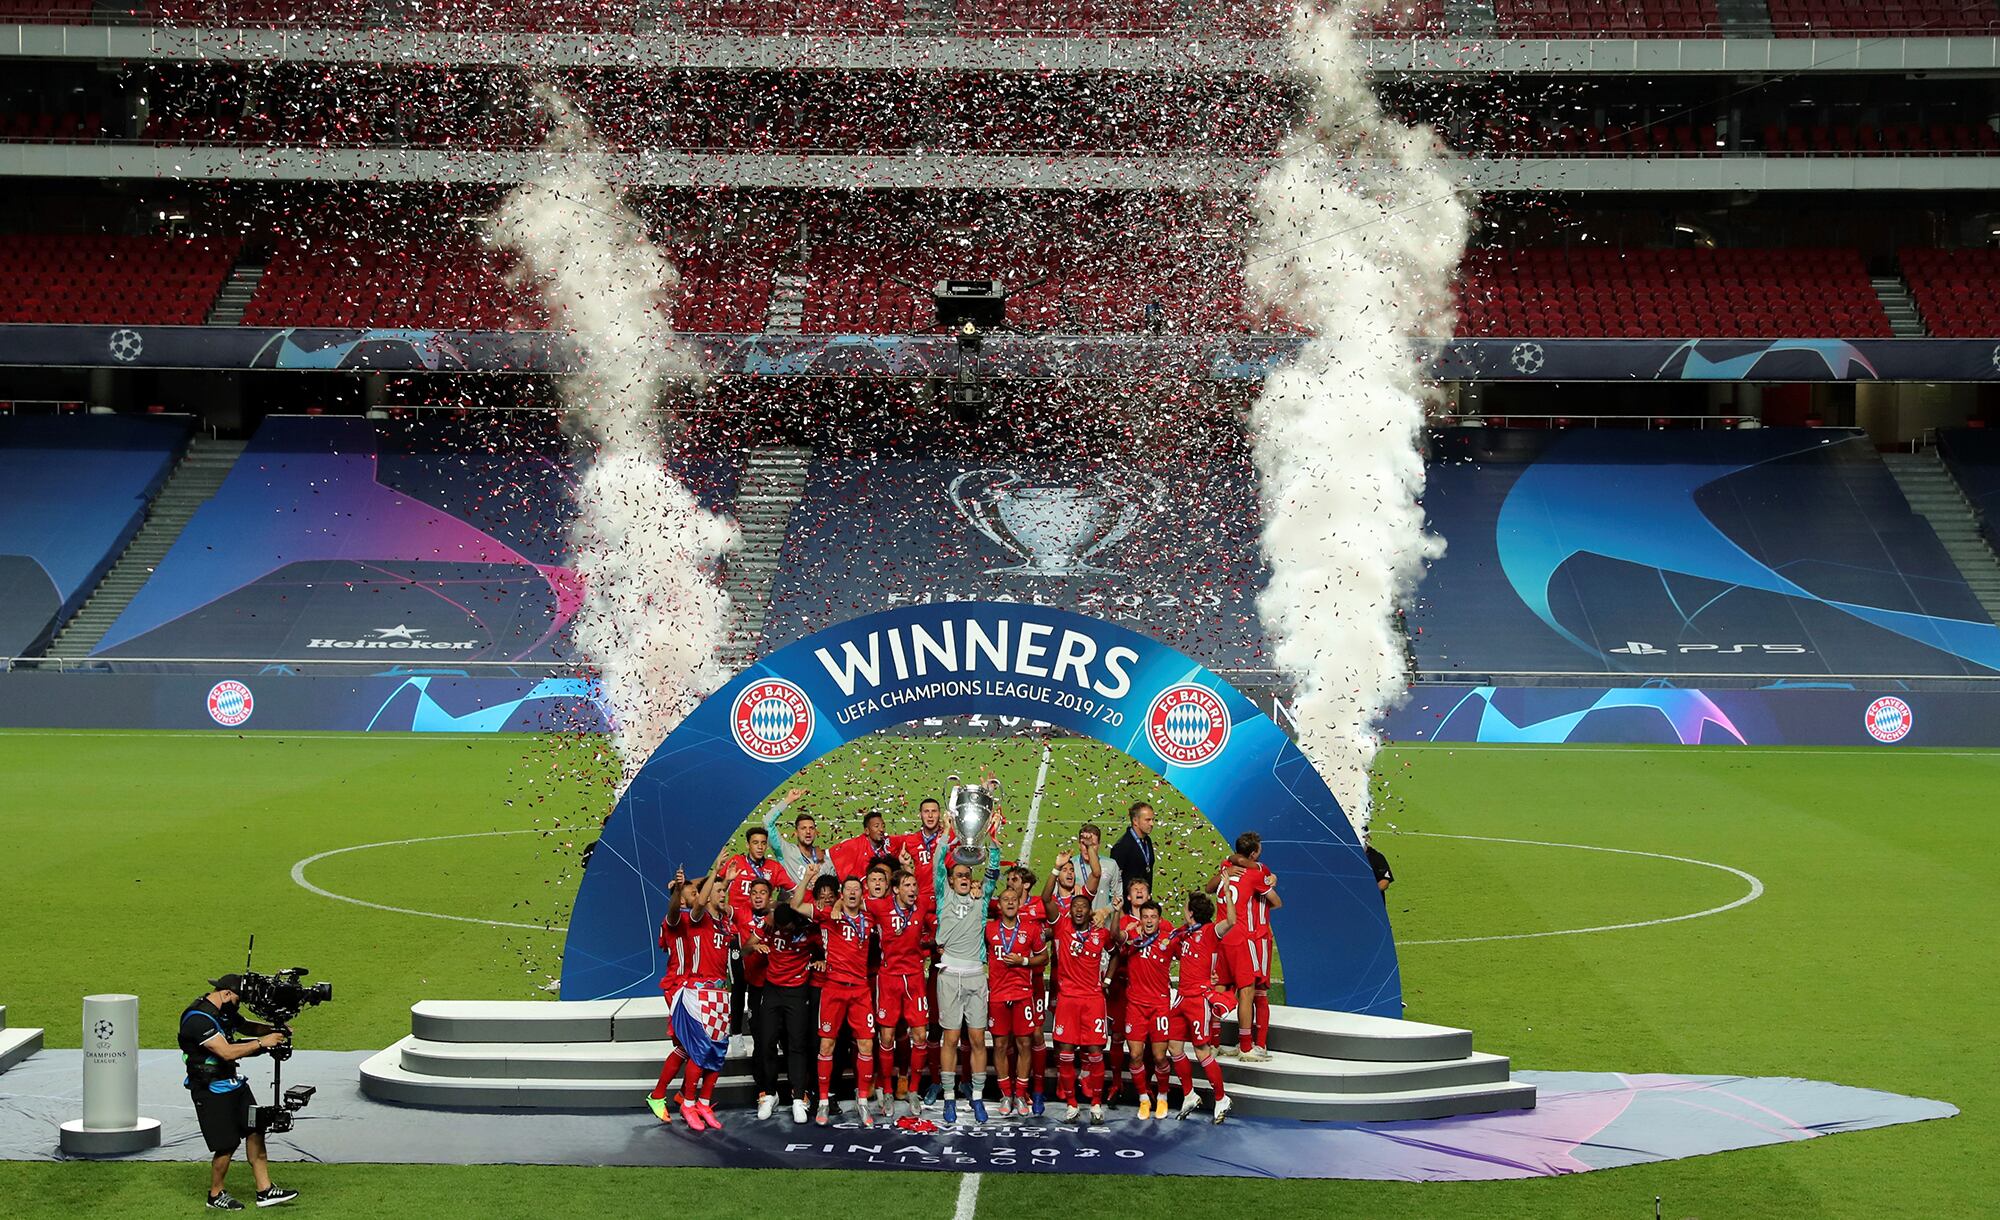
[670,985,732,1072]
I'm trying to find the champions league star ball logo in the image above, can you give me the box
[93,1019,115,1042]
[1146,684,1230,767]
[206,680,254,727]
[1864,696,1914,743]
[731,679,814,763]
[948,468,1165,577]
[108,329,143,363]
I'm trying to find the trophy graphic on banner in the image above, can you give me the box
[948,468,1165,577]
[943,774,999,865]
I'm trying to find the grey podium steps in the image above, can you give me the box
[0,1004,45,1075]
[362,999,1535,1121]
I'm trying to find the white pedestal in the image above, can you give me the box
[58,1117,162,1156]
[59,994,161,1155]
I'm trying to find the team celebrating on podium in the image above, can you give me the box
[644,780,1283,1131]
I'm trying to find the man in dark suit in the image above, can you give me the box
[1109,801,1157,894]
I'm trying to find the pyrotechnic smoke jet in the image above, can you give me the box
[1245,2,1471,831]
[491,91,738,786]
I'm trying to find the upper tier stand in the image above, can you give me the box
[360,999,1536,1122]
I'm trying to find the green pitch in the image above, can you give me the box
[1,729,1994,1217]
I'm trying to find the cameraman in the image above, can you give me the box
[179,974,300,1211]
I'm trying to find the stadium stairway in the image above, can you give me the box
[1716,0,1772,35]
[1444,0,1498,35]
[204,259,267,326]
[765,271,808,334]
[1872,275,1928,338]
[722,446,813,671]
[359,999,1535,1120]
[1883,450,2000,626]
[45,436,247,659]
[0,1005,44,1076]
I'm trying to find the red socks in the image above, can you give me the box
[816,1052,834,1101]
[1082,1050,1105,1103]
[1129,1061,1149,1098]
[1172,1052,1193,1094]
[1153,1061,1171,1098]
[1031,1042,1048,1096]
[1201,1053,1227,1097]
[1058,1050,1078,1103]
[679,1056,704,1101]
[698,1069,718,1103]
[876,1036,898,1094]
[1254,993,1271,1050]
[855,1056,874,1104]
[650,1049,685,1100]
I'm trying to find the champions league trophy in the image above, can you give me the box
[948,469,1165,577]
[944,775,998,866]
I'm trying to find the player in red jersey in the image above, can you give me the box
[1049,893,1114,1124]
[831,810,893,881]
[790,864,880,1126]
[1209,833,1281,1060]
[1167,890,1237,1122]
[862,858,896,918]
[646,843,738,1131]
[1002,866,1054,1110]
[724,830,793,1038]
[889,797,954,907]
[985,887,1049,1117]
[874,868,932,1117]
[759,900,820,1124]
[1102,875,1151,1105]
[1114,898,1178,1118]
[732,877,781,1119]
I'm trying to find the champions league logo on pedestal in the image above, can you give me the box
[949,469,1164,576]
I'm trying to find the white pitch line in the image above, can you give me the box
[1395,831,1764,945]
[290,830,567,932]
[953,1171,983,1220]
[1018,740,1053,863]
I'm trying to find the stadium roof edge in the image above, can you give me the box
[0,25,1994,74]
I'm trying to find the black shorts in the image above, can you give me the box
[191,1086,257,1155]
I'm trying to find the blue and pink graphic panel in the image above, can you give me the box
[0,415,186,657]
[93,416,734,665]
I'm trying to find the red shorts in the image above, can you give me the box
[1221,937,1272,990]
[1051,995,1108,1046]
[875,974,929,1030]
[1122,1004,1170,1043]
[989,995,1035,1038]
[817,984,876,1039]
[1167,994,1216,1045]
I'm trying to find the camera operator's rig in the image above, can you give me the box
[238,938,333,1135]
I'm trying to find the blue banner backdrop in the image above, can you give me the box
[558,601,1402,1017]
[5,324,1999,381]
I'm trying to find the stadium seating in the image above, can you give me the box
[0,234,238,326]
[0,414,187,657]
[90,414,737,664]
[1766,0,2000,36]
[1491,119,1997,155]
[1492,0,1719,38]
[1414,427,2000,678]
[0,110,109,142]
[1899,248,2000,338]
[1938,428,2000,554]
[1454,247,1891,338]
[239,238,772,333]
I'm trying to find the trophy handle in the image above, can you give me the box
[1083,471,1166,565]
[948,468,1028,568]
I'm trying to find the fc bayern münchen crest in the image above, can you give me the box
[1146,684,1231,767]
[206,680,254,727]
[1863,696,1913,743]
[731,679,815,762]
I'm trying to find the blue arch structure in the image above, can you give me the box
[561,602,1401,1017]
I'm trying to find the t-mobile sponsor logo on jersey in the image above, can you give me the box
[1609,642,1810,657]
[307,625,478,651]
